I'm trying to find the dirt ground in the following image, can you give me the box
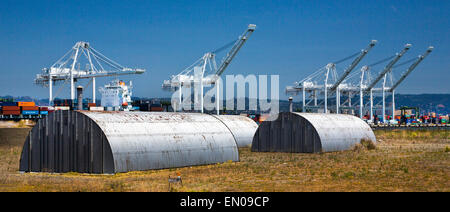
[0,120,34,128]
[0,127,448,192]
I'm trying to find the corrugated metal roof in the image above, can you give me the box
[252,112,376,153]
[20,111,260,173]
[82,111,240,172]
[293,113,376,152]
[213,115,258,147]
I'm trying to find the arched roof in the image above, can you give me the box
[252,112,376,153]
[20,111,257,173]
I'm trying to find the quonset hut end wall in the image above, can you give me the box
[19,111,257,174]
[251,112,376,153]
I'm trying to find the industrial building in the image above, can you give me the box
[251,112,376,153]
[19,111,257,174]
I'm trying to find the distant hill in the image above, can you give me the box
[280,94,449,114]
[1,94,449,114]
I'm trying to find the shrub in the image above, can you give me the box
[353,139,377,151]
[360,139,377,150]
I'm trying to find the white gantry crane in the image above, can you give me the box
[383,46,434,122]
[162,24,256,114]
[320,45,432,123]
[363,44,411,123]
[35,41,145,105]
[286,40,377,113]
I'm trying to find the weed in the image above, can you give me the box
[353,139,377,152]
[0,128,448,192]
[343,172,355,179]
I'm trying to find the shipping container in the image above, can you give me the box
[89,106,104,111]
[2,110,20,115]
[150,107,164,112]
[88,103,96,107]
[0,102,17,106]
[54,106,70,110]
[21,106,39,111]
[139,103,150,111]
[39,107,49,111]
[22,110,39,115]
[2,106,20,111]
[40,111,49,115]
[18,102,35,107]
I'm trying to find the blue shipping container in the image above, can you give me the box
[40,111,49,115]
[22,110,39,115]
[0,102,17,106]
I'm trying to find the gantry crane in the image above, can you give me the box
[329,40,377,113]
[35,41,145,105]
[162,24,256,114]
[363,44,411,122]
[386,46,433,121]
[365,44,412,92]
[388,46,433,93]
[286,40,376,113]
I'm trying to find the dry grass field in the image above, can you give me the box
[0,126,448,192]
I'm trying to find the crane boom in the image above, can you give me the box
[388,46,433,92]
[35,41,145,86]
[329,40,377,92]
[365,44,412,91]
[215,24,256,77]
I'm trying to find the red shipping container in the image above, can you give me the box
[21,106,39,111]
[2,106,20,111]
[39,107,49,111]
[2,110,20,115]
[88,103,96,107]
[150,107,164,112]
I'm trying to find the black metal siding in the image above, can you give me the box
[251,112,322,153]
[19,110,115,174]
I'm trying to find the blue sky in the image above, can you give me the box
[0,0,449,100]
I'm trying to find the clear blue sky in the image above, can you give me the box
[0,0,449,100]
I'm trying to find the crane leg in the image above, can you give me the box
[92,77,96,104]
[179,85,182,112]
[216,80,220,115]
[392,90,395,121]
[360,90,363,119]
[302,87,305,112]
[201,82,204,114]
[382,89,386,123]
[49,76,53,106]
[370,89,373,122]
[336,89,339,114]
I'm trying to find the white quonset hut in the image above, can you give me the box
[251,112,376,153]
[19,111,257,174]
[212,115,258,148]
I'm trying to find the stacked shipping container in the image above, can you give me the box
[0,101,55,117]
[2,105,21,115]
[19,102,38,115]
